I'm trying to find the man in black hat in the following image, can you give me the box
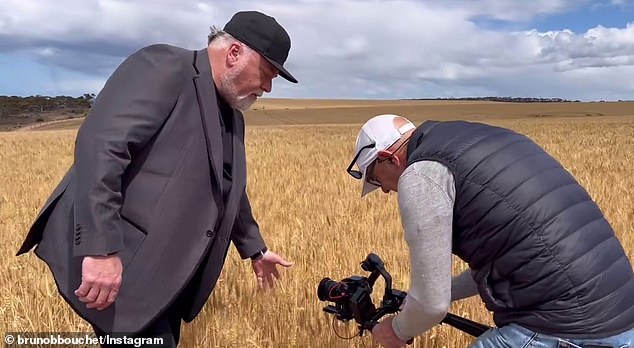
[17,10,296,347]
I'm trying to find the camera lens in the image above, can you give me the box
[318,278,346,302]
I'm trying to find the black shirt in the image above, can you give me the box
[216,90,233,202]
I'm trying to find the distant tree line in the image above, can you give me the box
[405,97,581,103]
[0,94,95,118]
[0,95,582,118]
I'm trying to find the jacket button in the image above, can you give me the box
[206,230,214,237]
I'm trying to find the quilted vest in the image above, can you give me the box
[406,120,634,338]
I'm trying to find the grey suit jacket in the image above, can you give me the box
[16,44,266,333]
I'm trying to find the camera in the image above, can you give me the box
[317,276,377,324]
[317,253,491,342]
[317,253,408,339]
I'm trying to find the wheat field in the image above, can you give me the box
[1,102,633,347]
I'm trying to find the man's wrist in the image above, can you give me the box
[391,315,411,342]
[249,247,267,260]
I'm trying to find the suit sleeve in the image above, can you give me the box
[230,110,266,259]
[231,190,266,259]
[73,44,188,257]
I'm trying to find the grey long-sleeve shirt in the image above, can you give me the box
[392,160,479,340]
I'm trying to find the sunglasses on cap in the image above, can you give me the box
[347,137,411,187]
[346,143,376,180]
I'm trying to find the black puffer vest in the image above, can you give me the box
[406,120,634,338]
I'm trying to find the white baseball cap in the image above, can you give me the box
[347,114,416,197]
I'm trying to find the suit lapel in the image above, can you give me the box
[192,49,223,201]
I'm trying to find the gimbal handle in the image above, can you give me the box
[356,254,414,344]
[361,304,414,345]
[361,253,395,302]
[360,253,491,339]
[441,313,490,337]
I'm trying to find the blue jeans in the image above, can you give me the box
[468,324,633,348]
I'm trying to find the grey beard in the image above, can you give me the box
[232,94,257,111]
[220,74,257,111]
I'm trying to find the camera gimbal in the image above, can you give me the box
[318,253,490,342]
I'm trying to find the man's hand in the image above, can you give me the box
[74,254,123,310]
[372,316,409,348]
[251,250,293,290]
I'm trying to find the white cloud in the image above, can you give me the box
[428,0,578,21]
[42,76,106,97]
[0,0,633,100]
[536,23,634,65]
[0,0,218,50]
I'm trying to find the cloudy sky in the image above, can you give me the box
[1,0,633,101]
